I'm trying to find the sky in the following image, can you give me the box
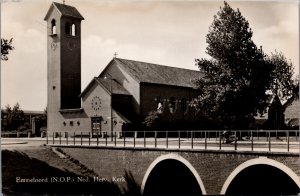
[1,0,299,111]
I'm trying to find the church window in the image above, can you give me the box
[65,22,71,35]
[156,96,163,113]
[169,97,175,108]
[65,22,76,36]
[155,96,161,104]
[71,24,76,36]
[51,19,56,35]
[181,98,187,111]
[169,97,175,114]
[70,121,74,126]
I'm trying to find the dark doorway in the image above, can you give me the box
[225,164,299,195]
[143,159,203,195]
[91,117,102,135]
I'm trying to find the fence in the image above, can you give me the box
[1,132,32,138]
[46,130,299,153]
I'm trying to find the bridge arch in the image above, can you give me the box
[221,157,300,195]
[141,153,206,195]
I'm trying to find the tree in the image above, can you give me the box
[292,77,299,99]
[1,38,14,61]
[34,107,47,136]
[266,51,297,101]
[1,103,24,131]
[143,110,160,129]
[194,2,272,129]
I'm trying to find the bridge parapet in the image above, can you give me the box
[47,130,299,153]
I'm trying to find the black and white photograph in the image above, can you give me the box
[1,0,299,195]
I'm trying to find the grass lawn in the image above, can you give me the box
[2,146,121,195]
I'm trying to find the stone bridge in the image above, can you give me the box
[54,146,300,195]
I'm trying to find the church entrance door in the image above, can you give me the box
[91,117,102,136]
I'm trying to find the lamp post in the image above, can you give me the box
[104,73,113,141]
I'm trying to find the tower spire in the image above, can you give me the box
[63,0,65,4]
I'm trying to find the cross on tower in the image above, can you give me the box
[63,0,65,4]
[114,52,118,58]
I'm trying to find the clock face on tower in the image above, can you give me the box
[91,96,101,111]
[51,42,57,50]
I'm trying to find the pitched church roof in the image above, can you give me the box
[94,78,130,95]
[44,2,84,20]
[254,94,282,120]
[284,96,299,119]
[82,58,203,97]
[113,58,203,88]
[80,77,130,97]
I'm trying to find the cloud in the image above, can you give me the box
[253,18,299,77]
[263,20,297,39]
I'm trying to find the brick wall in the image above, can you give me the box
[59,147,300,195]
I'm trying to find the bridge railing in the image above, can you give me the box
[46,130,299,153]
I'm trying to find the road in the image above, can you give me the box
[1,137,46,149]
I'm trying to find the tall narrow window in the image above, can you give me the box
[169,97,175,114]
[181,98,187,111]
[156,96,163,114]
[169,97,175,108]
[71,24,76,36]
[65,22,71,35]
[51,19,56,35]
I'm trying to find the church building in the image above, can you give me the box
[45,2,203,136]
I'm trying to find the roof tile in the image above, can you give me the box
[284,98,299,119]
[114,58,203,88]
[94,78,130,95]
[53,2,84,19]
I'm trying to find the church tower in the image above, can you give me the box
[44,2,84,132]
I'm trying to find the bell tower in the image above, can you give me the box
[44,2,84,131]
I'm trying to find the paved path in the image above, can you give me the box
[1,137,46,149]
